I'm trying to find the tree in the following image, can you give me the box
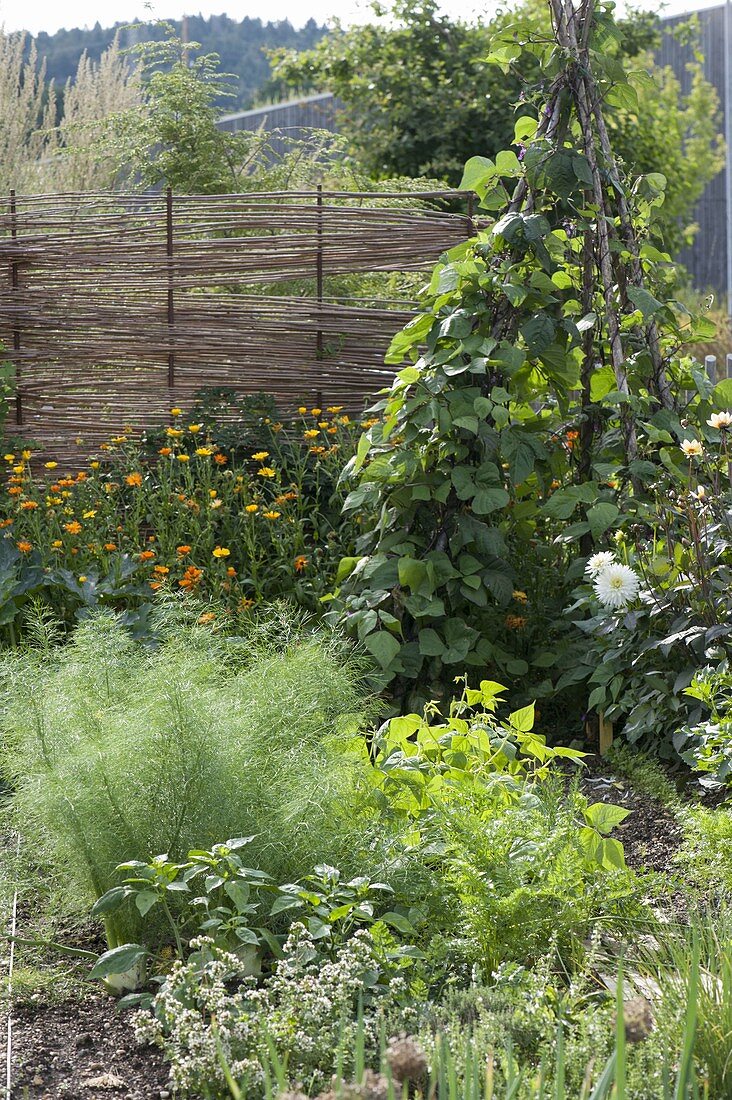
[271,0,723,254]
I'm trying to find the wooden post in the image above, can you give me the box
[315,185,324,361]
[9,190,22,426]
[598,712,614,756]
[166,187,175,388]
[705,354,717,384]
[726,352,732,379]
[466,191,475,237]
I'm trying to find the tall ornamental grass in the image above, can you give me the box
[0,610,376,928]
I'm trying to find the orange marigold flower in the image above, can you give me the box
[0,518,13,528]
[20,501,38,510]
[76,472,88,482]
[197,611,216,624]
[17,540,32,553]
[214,453,228,465]
[177,544,192,555]
[126,472,143,487]
[309,446,326,456]
[104,542,117,551]
[178,565,203,589]
[226,566,237,577]
[64,521,82,535]
[139,549,156,561]
[159,447,172,456]
[327,427,338,434]
[154,565,170,575]
[212,546,230,558]
[149,581,163,591]
[263,510,281,520]
[294,555,308,573]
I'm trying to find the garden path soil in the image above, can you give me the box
[11,993,171,1099]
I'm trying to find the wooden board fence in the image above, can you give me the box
[0,188,476,463]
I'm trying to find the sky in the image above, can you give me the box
[0,0,723,36]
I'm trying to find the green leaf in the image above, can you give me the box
[514,115,538,142]
[587,502,619,539]
[386,314,433,364]
[364,630,401,669]
[459,155,497,195]
[353,432,372,474]
[381,911,416,934]
[398,557,431,594]
[418,629,445,656]
[91,887,131,915]
[89,944,148,980]
[626,286,663,320]
[134,890,159,917]
[472,487,509,515]
[583,802,631,835]
[508,702,535,732]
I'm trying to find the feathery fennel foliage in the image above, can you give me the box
[0,610,376,936]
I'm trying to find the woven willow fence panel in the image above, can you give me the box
[0,188,473,462]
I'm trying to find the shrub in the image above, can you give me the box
[0,609,377,941]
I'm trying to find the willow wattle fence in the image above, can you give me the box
[0,188,476,463]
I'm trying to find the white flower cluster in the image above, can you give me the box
[585,552,641,610]
[133,927,415,1097]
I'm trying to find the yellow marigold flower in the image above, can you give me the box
[327,406,343,413]
[513,590,528,603]
[294,555,308,572]
[126,472,143,487]
[240,597,255,609]
[304,430,320,440]
[166,427,183,438]
[63,520,82,535]
[212,546,231,558]
[298,406,308,415]
[47,496,62,505]
[3,454,14,462]
[338,415,350,424]
[83,510,97,519]
[20,501,38,510]
[195,447,213,457]
[318,421,329,429]
[21,450,31,460]
[90,461,101,470]
[257,466,276,478]
[111,436,127,445]
[78,575,87,583]
[12,465,24,474]
[263,510,281,520]
[245,503,259,513]
[309,446,326,456]
[104,542,117,551]
[188,424,202,433]
[177,454,190,462]
[198,611,216,625]
[311,407,322,416]
[252,451,270,461]
[44,461,58,469]
[17,540,32,553]
[170,407,182,417]
[51,539,63,548]
[208,489,218,498]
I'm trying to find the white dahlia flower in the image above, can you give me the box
[593,563,641,610]
[585,551,616,578]
[707,410,732,430]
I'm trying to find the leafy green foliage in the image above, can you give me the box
[0,610,377,942]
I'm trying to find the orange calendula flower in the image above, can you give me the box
[214,453,228,465]
[159,447,172,456]
[0,518,13,528]
[149,581,163,591]
[304,430,319,440]
[176,546,191,558]
[64,521,82,535]
[154,565,170,575]
[126,472,143,487]
[245,503,259,513]
[17,540,32,553]
[309,446,326,456]
[198,611,216,624]
[505,614,527,630]
[104,542,117,551]
[212,546,231,558]
[179,565,203,589]
[263,510,281,520]
[7,487,21,497]
[226,566,237,577]
[139,549,156,561]
[327,427,338,435]
[294,555,308,572]
[20,501,38,510]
